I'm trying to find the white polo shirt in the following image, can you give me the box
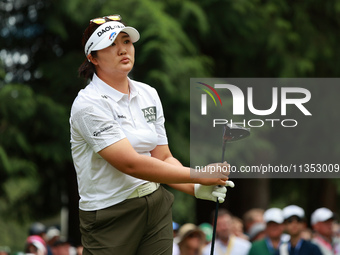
[70,74,168,211]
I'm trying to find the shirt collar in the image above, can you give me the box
[92,73,138,102]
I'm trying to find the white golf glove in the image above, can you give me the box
[194,181,235,203]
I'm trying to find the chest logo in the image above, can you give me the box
[142,106,156,123]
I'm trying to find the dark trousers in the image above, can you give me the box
[79,186,174,255]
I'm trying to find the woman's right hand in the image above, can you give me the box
[191,161,231,186]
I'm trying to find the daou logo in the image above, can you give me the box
[97,25,124,37]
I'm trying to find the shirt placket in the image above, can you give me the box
[126,95,137,128]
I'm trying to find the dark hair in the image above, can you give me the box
[78,22,100,80]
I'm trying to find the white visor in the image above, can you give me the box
[84,21,140,56]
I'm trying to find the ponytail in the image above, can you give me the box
[78,53,97,80]
[78,22,100,80]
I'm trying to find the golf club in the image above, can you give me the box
[210,123,250,255]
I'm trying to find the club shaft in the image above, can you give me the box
[210,199,219,255]
[221,140,227,163]
[211,140,227,255]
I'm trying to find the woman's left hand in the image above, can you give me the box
[194,181,235,203]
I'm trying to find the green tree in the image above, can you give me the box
[0,83,70,220]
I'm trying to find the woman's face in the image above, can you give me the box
[92,32,135,76]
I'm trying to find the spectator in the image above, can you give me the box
[311,207,340,254]
[76,245,83,255]
[29,222,47,237]
[333,222,340,239]
[248,208,284,255]
[334,222,340,254]
[247,222,266,242]
[280,205,321,255]
[243,209,265,236]
[333,221,340,238]
[51,239,77,255]
[173,222,181,237]
[173,221,181,255]
[300,228,313,241]
[199,223,213,246]
[25,235,47,255]
[0,246,10,255]
[202,209,251,255]
[28,222,53,255]
[232,217,249,240]
[175,223,206,255]
[46,226,61,248]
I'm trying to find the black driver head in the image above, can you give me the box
[223,123,250,143]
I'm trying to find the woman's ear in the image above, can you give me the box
[87,54,98,65]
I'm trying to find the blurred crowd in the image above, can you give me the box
[0,206,339,255]
[0,222,83,255]
[172,206,340,255]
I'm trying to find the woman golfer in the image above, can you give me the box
[70,14,232,255]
